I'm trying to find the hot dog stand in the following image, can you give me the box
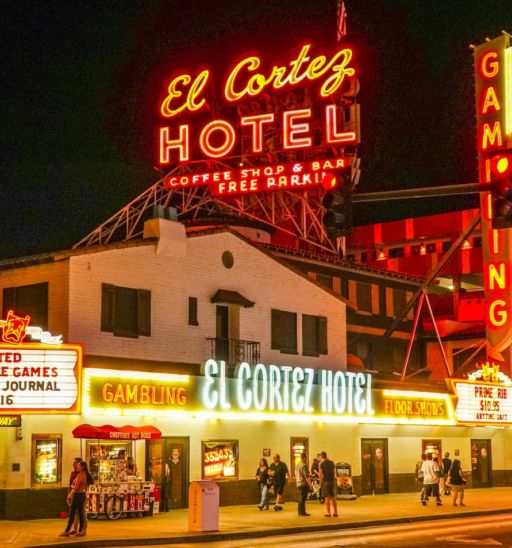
[72,424,159,519]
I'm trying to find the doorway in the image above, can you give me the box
[216,305,229,362]
[361,439,389,494]
[471,439,492,487]
[146,437,189,510]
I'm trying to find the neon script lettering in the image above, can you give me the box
[160,43,356,119]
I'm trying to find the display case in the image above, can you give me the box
[31,434,62,488]
[86,440,131,482]
[202,440,238,480]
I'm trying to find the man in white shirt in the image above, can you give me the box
[420,453,442,506]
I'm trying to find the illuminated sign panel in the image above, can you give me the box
[158,43,359,166]
[83,362,455,425]
[474,35,512,356]
[451,363,512,425]
[165,157,349,196]
[0,344,82,414]
[84,368,190,416]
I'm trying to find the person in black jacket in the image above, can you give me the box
[255,458,270,510]
[440,452,452,495]
[447,459,466,507]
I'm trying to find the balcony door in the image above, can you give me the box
[216,305,230,362]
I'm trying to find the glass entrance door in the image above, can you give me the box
[361,439,388,495]
[471,439,492,487]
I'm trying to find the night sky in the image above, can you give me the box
[2,0,511,257]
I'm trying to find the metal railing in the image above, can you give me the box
[207,337,261,367]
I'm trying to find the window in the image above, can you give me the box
[442,240,452,252]
[302,314,328,356]
[360,251,368,262]
[393,289,407,315]
[346,254,355,262]
[32,434,62,488]
[202,440,238,480]
[473,237,482,248]
[411,244,422,256]
[426,242,437,254]
[271,309,297,354]
[356,282,372,313]
[388,247,404,258]
[3,282,48,330]
[188,297,198,326]
[316,274,333,289]
[101,284,151,338]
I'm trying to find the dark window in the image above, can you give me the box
[3,282,48,330]
[360,252,368,262]
[388,247,404,258]
[356,282,372,313]
[442,240,452,252]
[101,284,151,338]
[302,314,328,356]
[392,289,407,316]
[411,244,422,256]
[426,242,437,254]
[188,297,198,326]
[473,237,482,248]
[346,254,355,262]
[271,309,297,354]
[316,274,333,289]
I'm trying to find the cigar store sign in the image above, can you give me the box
[159,42,359,170]
[0,344,82,414]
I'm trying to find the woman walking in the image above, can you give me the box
[447,459,466,507]
[60,461,94,537]
[255,458,270,510]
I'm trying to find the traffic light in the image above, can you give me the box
[321,169,352,238]
[490,151,512,229]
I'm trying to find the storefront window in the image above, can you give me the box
[86,441,131,482]
[202,440,238,480]
[32,434,62,488]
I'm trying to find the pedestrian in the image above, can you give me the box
[415,454,426,502]
[420,453,442,506]
[295,452,312,516]
[268,453,289,511]
[67,457,85,536]
[127,456,138,476]
[60,461,94,537]
[440,452,452,495]
[311,453,323,501]
[255,458,270,510]
[319,451,338,517]
[447,459,466,507]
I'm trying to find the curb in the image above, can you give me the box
[27,506,512,548]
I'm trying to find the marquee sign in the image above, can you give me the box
[450,362,512,425]
[158,42,359,167]
[0,343,82,414]
[83,362,455,425]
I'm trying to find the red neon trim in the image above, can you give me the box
[241,114,275,152]
[199,120,236,158]
[479,51,499,79]
[159,126,189,164]
[283,109,311,149]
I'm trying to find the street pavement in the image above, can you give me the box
[2,487,512,548]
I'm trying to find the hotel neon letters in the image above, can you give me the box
[159,43,358,164]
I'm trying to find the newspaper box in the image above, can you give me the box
[188,480,219,531]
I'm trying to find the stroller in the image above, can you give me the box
[307,474,325,503]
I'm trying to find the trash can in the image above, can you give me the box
[188,480,219,531]
[335,462,357,500]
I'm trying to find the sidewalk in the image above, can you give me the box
[2,487,512,548]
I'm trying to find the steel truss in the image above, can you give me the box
[73,159,343,254]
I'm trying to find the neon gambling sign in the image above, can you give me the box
[158,43,358,165]
[474,35,512,354]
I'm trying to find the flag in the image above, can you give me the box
[337,0,347,41]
